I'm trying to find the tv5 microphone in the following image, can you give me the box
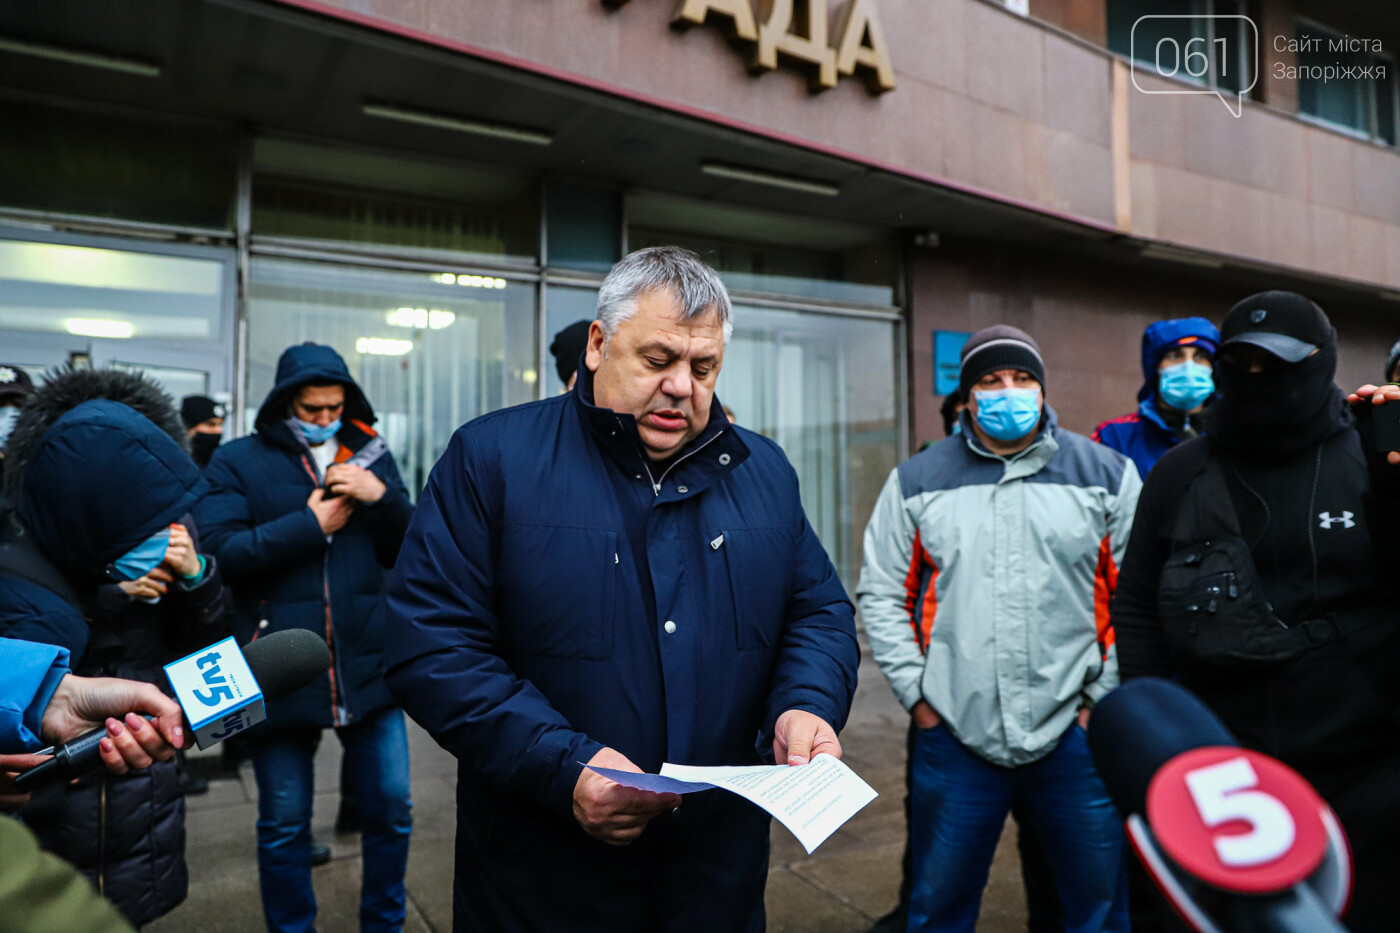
[14,630,328,792]
[1089,678,1352,933]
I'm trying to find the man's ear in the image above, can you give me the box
[584,321,608,372]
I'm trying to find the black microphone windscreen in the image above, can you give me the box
[1089,678,1238,818]
[242,629,330,701]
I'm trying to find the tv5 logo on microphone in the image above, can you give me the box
[164,636,267,750]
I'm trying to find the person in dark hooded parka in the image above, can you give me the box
[194,342,414,933]
[0,368,228,927]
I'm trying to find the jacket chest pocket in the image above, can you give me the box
[498,526,617,661]
[710,528,792,652]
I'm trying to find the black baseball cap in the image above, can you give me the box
[1220,291,1333,364]
[180,394,226,428]
[0,364,35,404]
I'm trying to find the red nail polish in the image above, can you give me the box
[100,738,114,753]
[126,714,145,731]
[107,719,125,737]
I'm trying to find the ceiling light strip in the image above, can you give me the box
[0,37,161,78]
[362,103,552,147]
[700,162,840,197]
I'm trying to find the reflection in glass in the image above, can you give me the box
[720,306,898,589]
[544,285,601,396]
[247,258,536,493]
[0,240,224,341]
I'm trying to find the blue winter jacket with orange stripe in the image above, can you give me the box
[195,344,414,731]
[856,407,1141,767]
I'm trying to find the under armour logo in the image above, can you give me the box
[1318,511,1355,529]
[1250,309,1267,324]
[0,367,15,383]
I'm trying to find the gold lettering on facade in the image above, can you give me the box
[671,0,759,44]
[608,0,892,93]
[833,0,895,92]
[753,0,837,89]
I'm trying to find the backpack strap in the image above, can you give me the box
[1170,449,1244,548]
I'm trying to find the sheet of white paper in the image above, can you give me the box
[659,754,878,854]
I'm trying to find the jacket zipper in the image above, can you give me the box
[622,417,727,497]
[323,553,344,726]
[300,453,345,726]
[98,776,107,896]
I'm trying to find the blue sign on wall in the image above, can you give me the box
[934,330,971,396]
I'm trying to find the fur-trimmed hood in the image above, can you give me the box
[3,368,204,578]
[4,367,187,496]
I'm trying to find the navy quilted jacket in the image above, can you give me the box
[384,367,859,931]
[194,344,413,731]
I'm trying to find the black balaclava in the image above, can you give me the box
[189,431,221,467]
[1205,292,1349,458]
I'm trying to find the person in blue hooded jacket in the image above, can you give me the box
[384,247,859,932]
[1092,318,1220,478]
[195,342,414,933]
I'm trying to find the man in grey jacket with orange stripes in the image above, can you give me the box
[858,325,1140,933]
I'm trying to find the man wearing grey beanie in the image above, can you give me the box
[858,324,1140,931]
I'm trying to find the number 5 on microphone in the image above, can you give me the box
[1184,757,1294,868]
[1147,746,1329,894]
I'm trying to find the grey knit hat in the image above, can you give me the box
[959,325,1046,395]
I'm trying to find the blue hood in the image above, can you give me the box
[1137,317,1221,403]
[16,399,207,578]
[255,342,374,433]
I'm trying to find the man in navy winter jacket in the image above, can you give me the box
[196,343,414,933]
[385,246,860,932]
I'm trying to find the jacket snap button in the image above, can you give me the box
[677,485,688,494]
[664,620,677,635]
[718,453,731,465]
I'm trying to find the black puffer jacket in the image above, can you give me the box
[2,368,227,926]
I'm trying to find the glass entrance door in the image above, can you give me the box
[245,257,537,493]
[719,305,899,588]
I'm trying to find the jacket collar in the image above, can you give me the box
[1137,397,1175,435]
[572,364,750,500]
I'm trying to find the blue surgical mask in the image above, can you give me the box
[973,387,1042,442]
[1158,361,1214,411]
[111,528,171,581]
[0,406,17,447]
[295,418,341,445]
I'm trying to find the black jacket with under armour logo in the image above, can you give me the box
[1112,413,1400,785]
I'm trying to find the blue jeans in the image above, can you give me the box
[252,707,413,933]
[908,724,1128,933]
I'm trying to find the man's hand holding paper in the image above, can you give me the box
[773,708,842,766]
[573,747,682,846]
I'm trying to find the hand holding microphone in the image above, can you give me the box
[1,674,185,806]
[42,674,185,769]
[13,629,329,794]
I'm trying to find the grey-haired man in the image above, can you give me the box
[385,246,859,931]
